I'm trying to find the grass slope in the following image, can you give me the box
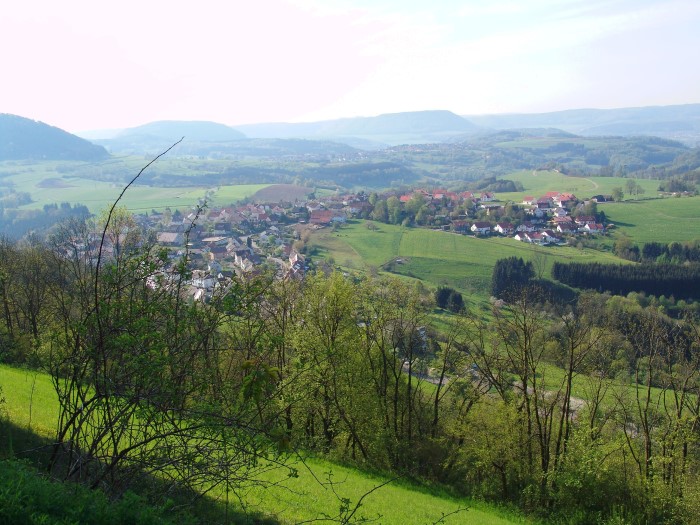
[497,170,663,201]
[600,196,700,244]
[0,364,537,525]
[1,159,270,213]
[246,457,531,525]
[312,221,625,299]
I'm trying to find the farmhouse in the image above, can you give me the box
[574,216,596,226]
[494,222,514,235]
[516,222,537,233]
[471,222,492,235]
[157,232,183,246]
[451,220,470,233]
[556,222,578,234]
[583,223,605,234]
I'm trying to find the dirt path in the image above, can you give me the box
[582,178,599,190]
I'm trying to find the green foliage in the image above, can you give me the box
[552,260,700,300]
[0,459,190,525]
[0,114,109,161]
[491,257,534,299]
[4,201,700,525]
[435,286,453,309]
[435,286,465,312]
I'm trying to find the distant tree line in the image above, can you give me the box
[615,239,700,264]
[0,202,90,239]
[641,240,700,263]
[492,256,579,306]
[552,261,700,300]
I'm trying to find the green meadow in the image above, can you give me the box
[206,184,269,205]
[313,221,625,299]
[0,364,537,525]
[32,179,208,213]
[1,158,271,213]
[599,196,700,244]
[497,170,663,202]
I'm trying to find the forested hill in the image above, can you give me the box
[236,110,479,145]
[116,120,247,142]
[398,130,696,179]
[465,103,700,145]
[0,114,109,161]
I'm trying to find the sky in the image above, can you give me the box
[1,0,699,133]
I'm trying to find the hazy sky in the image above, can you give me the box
[2,0,699,133]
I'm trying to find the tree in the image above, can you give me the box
[371,199,388,223]
[435,286,453,309]
[44,145,292,500]
[447,290,464,313]
[491,257,534,300]
[386,196,402,225]
[612,187,624,202]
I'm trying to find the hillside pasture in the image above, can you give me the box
[1,158,272,213]
[20,178,208,213]
[0,364,537,525]
[311,221,625,299]
[251,183,314,202]
[600,196,700,244]
[205,184,271,205]
[497,170,663,202]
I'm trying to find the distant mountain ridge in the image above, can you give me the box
[464,104,700,145]
[93,120,248,155]
[0,114,109,161]
[235,110,479,146]
[68,103,700,156]
[117,120,247,142]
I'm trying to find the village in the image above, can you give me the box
[103,186,609,301]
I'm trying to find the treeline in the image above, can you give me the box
[366,192,465,227]
[3,224,700,523]
[492,256,579,306]
[552,261,700,300]
[0,202,90,239]
[618,239,700,264]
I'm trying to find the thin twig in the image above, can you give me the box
[94,137,184,315]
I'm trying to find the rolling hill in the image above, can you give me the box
[117,120,247,142]
[0,113,109,161]
[465,103,700,145]
[236,109,480,146]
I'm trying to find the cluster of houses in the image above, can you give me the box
[404,189,606,245]
[104,187,608,300]
[456,191,606,245]
[397,189,496,204]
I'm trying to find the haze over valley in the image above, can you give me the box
[3,1,700,524]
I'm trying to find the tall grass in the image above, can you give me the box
[0,364,539,525]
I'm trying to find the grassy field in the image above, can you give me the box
[246,456,532,524]
[0,158,273,213]
[8,177,270,215]
[32,180,208,213]
[312,221,626,300]
[497,170,663,202]
[599,196,700,244]
[0,364,58,438]
[0,364,537,524]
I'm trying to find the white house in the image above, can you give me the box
[471,222,492,235]
[494,222,514,235]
